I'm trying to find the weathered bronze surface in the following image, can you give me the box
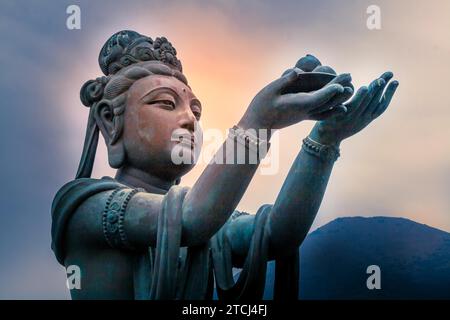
[51,30,398,300]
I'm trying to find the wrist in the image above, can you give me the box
[237,112,273,141]
[309,123,342,147]
[302,135,340,163]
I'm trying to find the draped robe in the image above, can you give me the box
[51,176,299,300]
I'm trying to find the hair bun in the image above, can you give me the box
[98,30,182,76]
[80,77,108,107]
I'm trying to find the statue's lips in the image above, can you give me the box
[177,135,195,148]
[282,72,337,94]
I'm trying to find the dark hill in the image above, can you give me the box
[260,216,450,299]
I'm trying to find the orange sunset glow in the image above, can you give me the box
[48,0,450,233]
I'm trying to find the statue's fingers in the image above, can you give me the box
[372,80,399,118]
[328,73,353,90]
[310,104,347,121]
[303,84,345,109]
[380,71,394,83]
[346,86,369,114]
[312,86,353,114]
[345,81,354,93]
[361,78,393,118]
[368,72,393,107]
[332,86,354,105]
[371,71,394,105]
[279,83,343,112]
[352,78,384,118]
[274,68,303,92]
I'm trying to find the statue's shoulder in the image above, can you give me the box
[51,177,126,264]
[52,176,121,204]
[51,176,125,221]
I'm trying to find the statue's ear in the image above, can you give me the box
[94,99,125,168]
[94,100,114,142]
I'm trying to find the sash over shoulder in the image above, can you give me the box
[51,177,126,265]
[51,178,299,300]
[210,205,299,300]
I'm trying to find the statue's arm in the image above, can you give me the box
[73,77,395,256]
[181,130,265,246]
[266,71,398,256]
[224,138,336,264]
[68,184,256,251]
[181,72,352,247]
[68,131,332,252]
[227,72,399,260]
[223,144,330,263]
[68,67,354,250]
[71,122,271,250]
[66,190,163,249]
[265,134,337,256]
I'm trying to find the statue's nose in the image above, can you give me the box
[178,107,196,133]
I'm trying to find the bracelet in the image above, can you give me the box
[302,136,340,162]
[231,210,250,220]
[228,125,271,161]
[102,188,140,250]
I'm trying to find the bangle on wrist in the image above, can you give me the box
[228,125,271,162]
[302,136,340,162]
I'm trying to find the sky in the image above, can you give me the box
[0,0,449,299]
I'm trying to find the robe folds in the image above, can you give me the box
[51,176,299,300]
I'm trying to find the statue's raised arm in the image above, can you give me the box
[51,30,390,300]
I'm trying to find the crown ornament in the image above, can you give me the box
[98,30,182,76]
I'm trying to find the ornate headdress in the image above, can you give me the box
[76,30,184,179]
[98,30,182,76]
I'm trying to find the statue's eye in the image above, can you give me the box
[191,103,202,120]
[148,99,176,109]
[160,100,175,107]
[192,111,201,120]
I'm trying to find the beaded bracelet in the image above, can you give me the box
[302,136,340,162]
[228,125,271,161]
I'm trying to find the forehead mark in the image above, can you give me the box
[134,75,198,104]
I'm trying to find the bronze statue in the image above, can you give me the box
[51,30,398,299]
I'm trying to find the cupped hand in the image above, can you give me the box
[239,56,354,131]
[310,71,399,145]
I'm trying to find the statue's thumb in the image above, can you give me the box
[275,68,300,91]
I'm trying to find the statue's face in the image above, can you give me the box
[122,74,203,180]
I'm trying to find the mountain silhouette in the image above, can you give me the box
[260,216,450,299]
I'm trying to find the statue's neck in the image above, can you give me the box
[115,166,177,194]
